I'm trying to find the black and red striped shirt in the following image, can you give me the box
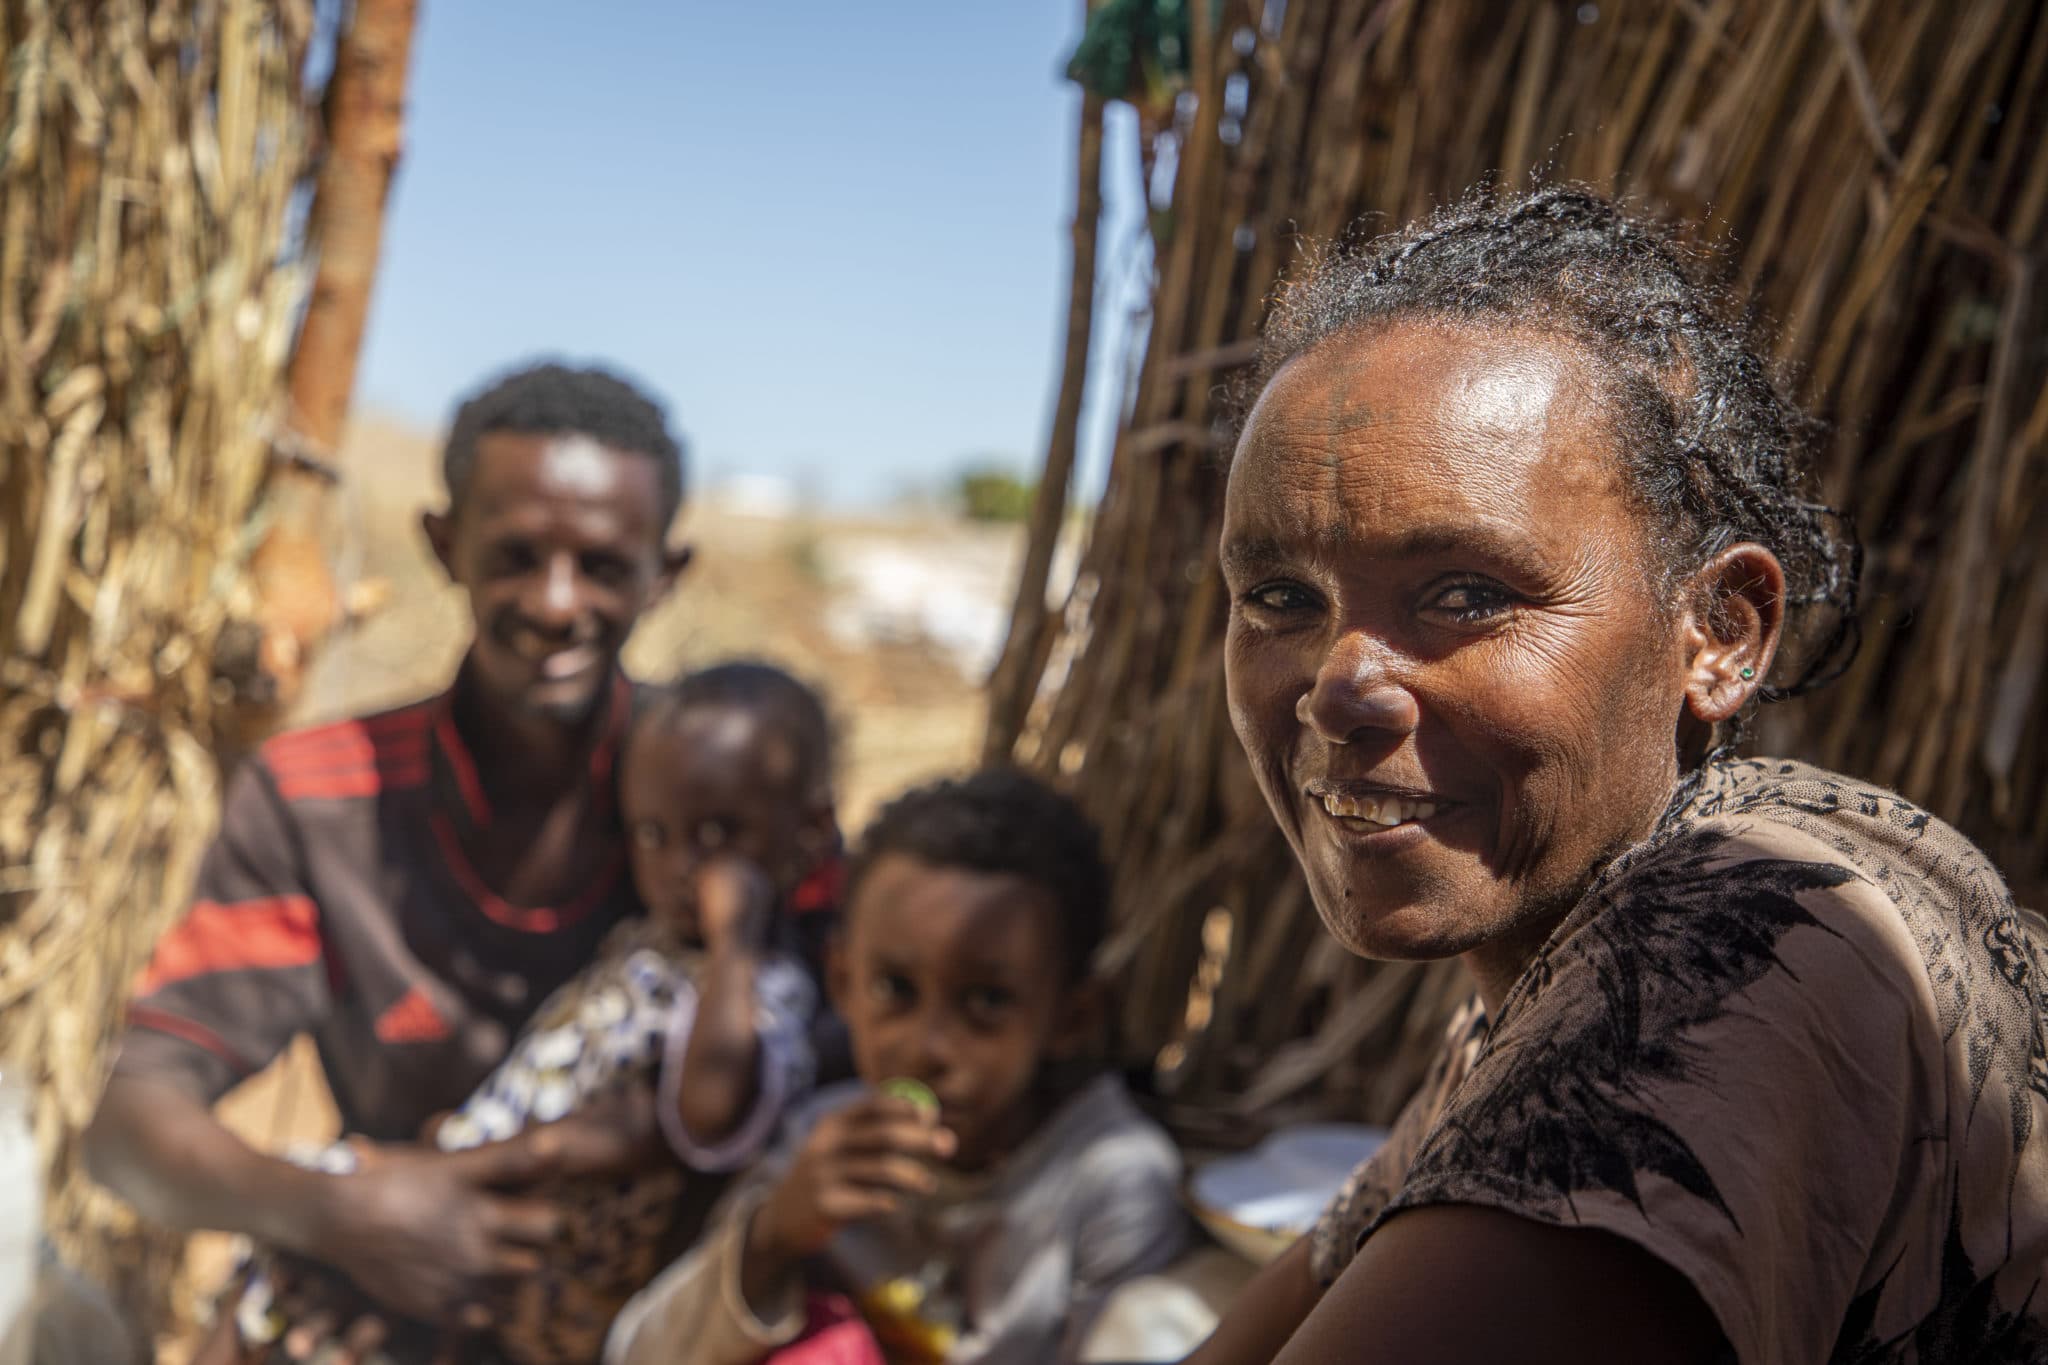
[115,676,647,1141]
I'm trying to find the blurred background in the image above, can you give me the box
[3,0,2045,1355]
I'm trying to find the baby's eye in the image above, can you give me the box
[691,819,732,852]
[630,821,666,851]
[869,973,913,1008]
[964,985,1016,1019]
[1426,581,1516,625]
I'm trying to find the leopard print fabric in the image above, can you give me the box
[231,919,815,1365]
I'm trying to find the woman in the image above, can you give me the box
[1191,188,2047,1364]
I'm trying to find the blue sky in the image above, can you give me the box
[351,1,1148,507]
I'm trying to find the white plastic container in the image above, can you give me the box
[0,1062,39,1360]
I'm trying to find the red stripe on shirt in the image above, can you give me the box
[125,1005,256,1076]
[586,672,633,814]
[275,762,431,801]
[133,895,322,998]
[433,701,495,829]
[429,812,621,935]
[791,854,846,915]
[265,708,431,760]
[373,985,452,1044]
[267,712,433,799]
[269,734,430,770]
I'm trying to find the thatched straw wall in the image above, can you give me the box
[991,0,2048,1141]
[0,0,323,1309]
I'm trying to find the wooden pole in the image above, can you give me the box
[288,0,420,454]
[985,85,1106,761]
[238,0,419,742]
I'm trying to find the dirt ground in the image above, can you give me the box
[176,417,1014,1349]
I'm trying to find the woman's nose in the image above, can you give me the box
[1297,635,1419,743]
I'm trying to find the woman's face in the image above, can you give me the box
[1222,321,1695,992]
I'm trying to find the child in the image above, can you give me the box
[219,662,842,1365]
[605,769,1191,1365]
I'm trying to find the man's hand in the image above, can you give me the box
[310,1137,562,1327]
[315,1100,667,1327]
[744,1094,956,1303]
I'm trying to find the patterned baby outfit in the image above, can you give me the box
[235,916,816,1365]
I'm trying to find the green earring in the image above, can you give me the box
[1740,666,1756,680]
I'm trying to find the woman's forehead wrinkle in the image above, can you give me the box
[1226,325,1621,566]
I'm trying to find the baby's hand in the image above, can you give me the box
[693,856,775,952]
[752,1095,957,1260]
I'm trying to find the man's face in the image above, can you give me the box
[427,431,684,725]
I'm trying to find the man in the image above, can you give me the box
[84,361,694,1344]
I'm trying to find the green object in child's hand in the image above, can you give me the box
[882,1078,939,1117]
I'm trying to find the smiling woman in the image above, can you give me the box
[1190,188,2048,1365]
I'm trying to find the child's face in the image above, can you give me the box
[620,707,824,935]
[833,853,1083,1170]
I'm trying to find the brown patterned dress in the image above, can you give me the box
[1312,757,2048,1364]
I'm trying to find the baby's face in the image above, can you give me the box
[834,853,1079,1170]
[619,706,816,935]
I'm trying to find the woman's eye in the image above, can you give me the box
[1243,582,1320,614]
[1428,582,1515,624]
[869,973,912,1007]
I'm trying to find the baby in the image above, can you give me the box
[220,662,842,1365]
[606,768,1191,1365]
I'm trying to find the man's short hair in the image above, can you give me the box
[847,769,1110,985]
[443,360,686,524]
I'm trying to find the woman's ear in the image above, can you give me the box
[1680,543,1786,725]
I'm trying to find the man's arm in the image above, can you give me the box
[89,1071,665,1328]
[88,759,342,1247]
[84,1073,344,1255]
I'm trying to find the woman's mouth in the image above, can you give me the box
[1304,781,1454,840]
[1317,791,1440,827]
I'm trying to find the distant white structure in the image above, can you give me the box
[713,473,802,520]
[822,534,1015,680]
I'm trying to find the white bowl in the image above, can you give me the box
[1187,1124,1387,1264]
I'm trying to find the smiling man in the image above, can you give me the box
[85,362,693,1351]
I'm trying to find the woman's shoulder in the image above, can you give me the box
[1668,756,2014,901]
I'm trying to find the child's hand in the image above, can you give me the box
[751,1096,958,1262]
[694,855,776,953]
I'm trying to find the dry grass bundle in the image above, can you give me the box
[0,0,322,1320]
[991,0,2048,1140]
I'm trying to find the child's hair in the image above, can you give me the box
[846,768,1109,985]
[639,660,835,802]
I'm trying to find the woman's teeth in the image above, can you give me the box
[1320,793,1439,827]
